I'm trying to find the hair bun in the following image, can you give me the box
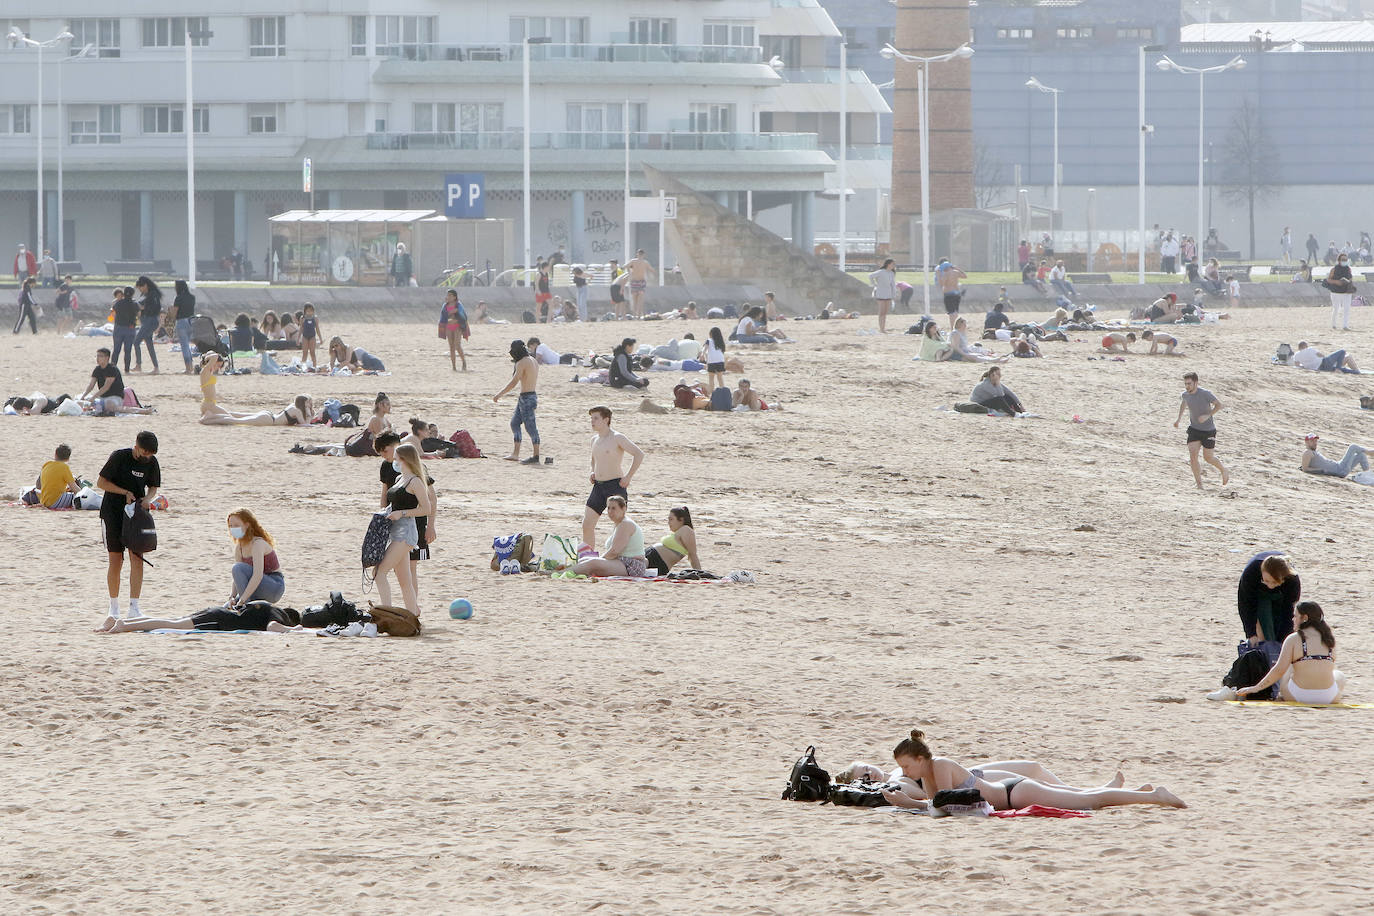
[910,729,925,741]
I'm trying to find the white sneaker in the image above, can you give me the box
[1206,686,1238,702]
[361,623,379,638]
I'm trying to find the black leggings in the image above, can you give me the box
[978,395,1025,415]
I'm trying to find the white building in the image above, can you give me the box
[0,1,886,279]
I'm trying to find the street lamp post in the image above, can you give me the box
[880,41,974,315]
[1024,77,1062,213]
[523,36,552,277]
[186,26,214,287]
[1157,54,1245,269]
[57,43,96,262]
[7,27,73,260]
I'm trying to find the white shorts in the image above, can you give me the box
[1287,681,1340,705]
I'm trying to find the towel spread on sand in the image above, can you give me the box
[1225,699,1374,709]
[989,805,1092,819]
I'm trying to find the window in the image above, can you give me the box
[413,102,456,133]
[1117,27,1153,41]
[350,16,367,55]
[141,17,210,48]
[141,105,209,134]
[565,102,645,146]
[0,105,33,134]
[348,102,365,134]
[761,36,800,67]
[375,15,435,60]
[689,102,735,132]
[509,16,589,44]
[703,21,755,47]
[248,103,281,134]
[249,16,286,57]
[628,18,675,45]
[995,28,1034,39]
[841,27,858,47]
[70,18,120,58]
[875,27,894,48]
[71,105,120,144]
[1056,27,1094,38]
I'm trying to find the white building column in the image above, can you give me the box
[233,191,247,257]
[139,191,153,260]
[570,189,586,262]
[328,190,342,209]
[45,190,59,255]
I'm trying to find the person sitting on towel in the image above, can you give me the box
[609,338,650,389]
[1233,601,1347,704]
[644,506,703,575]
[572,495,649,578]
[969,366,1026,416]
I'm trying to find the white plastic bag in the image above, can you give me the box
[539,533,579,571]
[56,399,83,416]
[73,486,103,510]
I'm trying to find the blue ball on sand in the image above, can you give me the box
[449,598,474,620]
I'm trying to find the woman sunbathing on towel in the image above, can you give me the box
[572,495,649,578]
[96,601,300,633]
[879,729,1185,811]
[1232,601,1347,704]
[835,759,1128,796]
[201,390,313,427]
[644,506,702,575]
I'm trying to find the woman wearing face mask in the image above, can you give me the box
[1326,252,1356,330]
[226,508,286,605]
[376,432,437,598]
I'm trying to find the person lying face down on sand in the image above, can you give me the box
[95,601,301,633]
[732,378,774,411]
[878,729,1186,812]
[1225,602,1347,704]
[1140,330,1182,355]
[835,758,1132,798]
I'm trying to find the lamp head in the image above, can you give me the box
[768,55,784,70]
[1231,57,1247,70]
[953,44,974,59]
[7,26,26,47]
[1155,58,1173,71]
[879,44,896,60]
[56,31,73,42]
[1025,77,1040,88]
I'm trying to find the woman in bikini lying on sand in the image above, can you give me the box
[877,729,1186,811]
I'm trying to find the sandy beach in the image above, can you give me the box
[3,304,1373,914]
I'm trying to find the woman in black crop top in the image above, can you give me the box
[372,443,430,615]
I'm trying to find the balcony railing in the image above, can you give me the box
[364,130,817,152]
[820,144,891,160]
[375,42,763,65]
[780,68,877,85]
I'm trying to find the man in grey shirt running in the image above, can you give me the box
[1173,371,1229,489]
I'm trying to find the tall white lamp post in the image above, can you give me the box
[1024,76,1061,213]
[523,35,552,277]
[186,26,214,286]
[1157,54,1245,268]
[7,27,73,259]
[57,43,95,262]
[880,41,974,315]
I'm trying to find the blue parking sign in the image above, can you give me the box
[445,173,485,218]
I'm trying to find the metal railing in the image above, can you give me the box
[364,130,818,151]
[375,42,763,65]
[779,68,873,84]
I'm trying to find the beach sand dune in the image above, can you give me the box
[2,307,1371,913]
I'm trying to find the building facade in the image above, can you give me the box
[0,1,885,277]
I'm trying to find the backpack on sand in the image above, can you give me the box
[300,590,365,628]
[366,602,422,637]
[1275,342,1294,365]
[491,533,536,573]
[709,387,733,412]
[447,429,482,458]
[1222,647,1276,698]
[827,781,896,807]
[781,745,831,802]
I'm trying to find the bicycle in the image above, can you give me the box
[432,263,492,287]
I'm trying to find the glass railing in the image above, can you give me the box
[364,130,817,151]
[376,42,763,64]
[820,144,892,159]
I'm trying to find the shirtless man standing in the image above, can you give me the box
[580,405,645,556]
[936,257,968,328]
[492,339,541,464]
[625,249,656,318]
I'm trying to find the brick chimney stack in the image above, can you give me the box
[890,0,975,262]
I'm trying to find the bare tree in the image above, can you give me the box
[973,142,1008,209]
[1217,98,1282,260]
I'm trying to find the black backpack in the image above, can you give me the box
[1223,649,1275,697]
[300,591,364,628]
[122,504,158,563]
[827,780,896,807]
[781,745,830,802]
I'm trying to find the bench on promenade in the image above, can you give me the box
[1070,273,1112,284]
[104,259,174,276]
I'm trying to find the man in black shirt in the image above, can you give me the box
[111,287,140,372]
[97,430,161,625]
[80,348,126,415]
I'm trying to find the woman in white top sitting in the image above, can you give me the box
[732,307,786,343]
[946,317,1007,363]
[1234,601,1347,704]
[572,495,648,577]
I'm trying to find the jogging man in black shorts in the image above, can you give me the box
[97,430,161,626]
[1173,371,1229,489]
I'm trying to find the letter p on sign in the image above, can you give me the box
[444,173,485,218]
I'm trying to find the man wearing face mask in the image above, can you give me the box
[1325,253,1356,330]
[492,339,541,465]
[96,430,161,626]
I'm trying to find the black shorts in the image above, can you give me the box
[644,545,671,577]
[943,291,962,314]
[101,513,126,553]
[411,515,430,562]
[585,477,627,515]
[707,361,725,374]
[1187,426,1217,449]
